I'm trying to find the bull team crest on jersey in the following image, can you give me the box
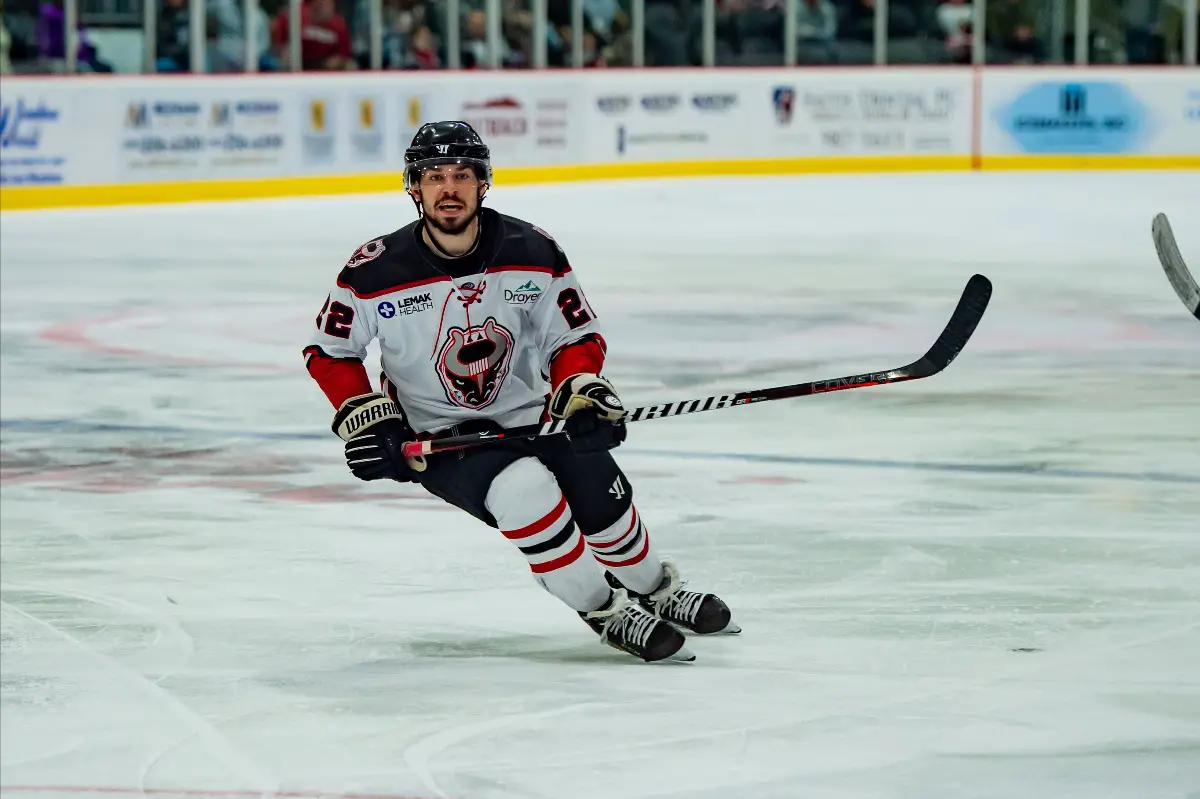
[435,318,515,409]
[346,238,385,268]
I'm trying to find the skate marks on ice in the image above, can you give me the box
[402,703,606,799]
[0,593,277,794]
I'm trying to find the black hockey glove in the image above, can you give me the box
[333,393,426,482]
[548,373,627,453]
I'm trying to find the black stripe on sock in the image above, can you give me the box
[519,517,576,556]
[605,524,644,557]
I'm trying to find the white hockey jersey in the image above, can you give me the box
[304,208,605,435]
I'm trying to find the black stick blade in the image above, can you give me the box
[1152,213,1200,320]
[908,273,993,377]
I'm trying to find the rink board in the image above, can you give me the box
[1,67,1197,210]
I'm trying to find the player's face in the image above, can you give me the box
[415,165,485,235]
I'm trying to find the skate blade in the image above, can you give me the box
[660,643,696,663]
[601,640,696,663]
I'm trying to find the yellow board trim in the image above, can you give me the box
[980,154,1200,171]
[1,154,1196,212]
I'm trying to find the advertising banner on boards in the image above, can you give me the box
[766,72,972,157]
[982,70,1200,155]
[0,85,81,186]
[1,69,1194,200]
[585,78,751,161]
[118,89,290,180]
[584,69,972,163]
[452,81,585,167]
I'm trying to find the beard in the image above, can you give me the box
[424,199,480,236]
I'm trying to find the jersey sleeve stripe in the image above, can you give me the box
[487,264,570,277]
[304,346,373,409]
[336,274,451,299]
[303,344,364,368]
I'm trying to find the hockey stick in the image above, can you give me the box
[1151,213,1200,320]
[402,273,993,459]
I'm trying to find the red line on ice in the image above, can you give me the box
[39,312,288,372]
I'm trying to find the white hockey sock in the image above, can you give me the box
[582,504,664,596]
[486,458,611,613]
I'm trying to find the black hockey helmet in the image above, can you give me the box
[403,121,492,190]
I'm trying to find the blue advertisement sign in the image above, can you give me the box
[996,81,1148,154]
[0,96,66,185]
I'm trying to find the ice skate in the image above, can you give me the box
[580,588,695,663]
[610,559,741,636]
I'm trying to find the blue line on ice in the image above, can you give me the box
[3,418,1196,486]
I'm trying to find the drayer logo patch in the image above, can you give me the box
[996,81,1148,154]
[504,280,543,304]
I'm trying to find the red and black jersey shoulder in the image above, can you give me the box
[492,212,572,278]
[334,222,445,299]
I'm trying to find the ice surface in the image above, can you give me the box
[2,172,1199,799]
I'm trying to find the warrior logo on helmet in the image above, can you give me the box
[435,317,515,409]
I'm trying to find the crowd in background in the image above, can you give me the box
[1,0,1195,74]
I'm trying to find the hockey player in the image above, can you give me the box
[303,121,739,663]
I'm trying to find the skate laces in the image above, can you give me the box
[649,560,706,625]
[586,589,657,648]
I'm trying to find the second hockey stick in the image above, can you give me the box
[1151,213,1199,320]
[402,273,993,459]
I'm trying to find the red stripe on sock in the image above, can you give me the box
[588,508,639,554]
[594,528,651,568]
[529,533,587,574]
[502,495,568,540]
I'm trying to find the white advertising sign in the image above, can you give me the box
[584,76,752,162]
[763,70,973,157]
[0,68,1194,198]
[116,90,290,181]
[982,69,1200,156]
[583,69,972,163]
[0,83,91,186]
[449,79,585,167]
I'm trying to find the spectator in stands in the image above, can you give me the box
[155,0,190,71]
[584,0,622,45]
[644,0,688,65]
[795,0,837,61]
[354,0,426,69]
[407,23,438,67]
[459,8,490,66]
[1122,0,1163,63]
[986,0,1041,62]
[204,0,274,71]
[498,0,532,67]
[936,0,972,62]
[35,0,111,71]
[274,0,353,70]
[840,0,876,42]
[458,7,522,66]
[1,5,12,75]
[208,0,242,70]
